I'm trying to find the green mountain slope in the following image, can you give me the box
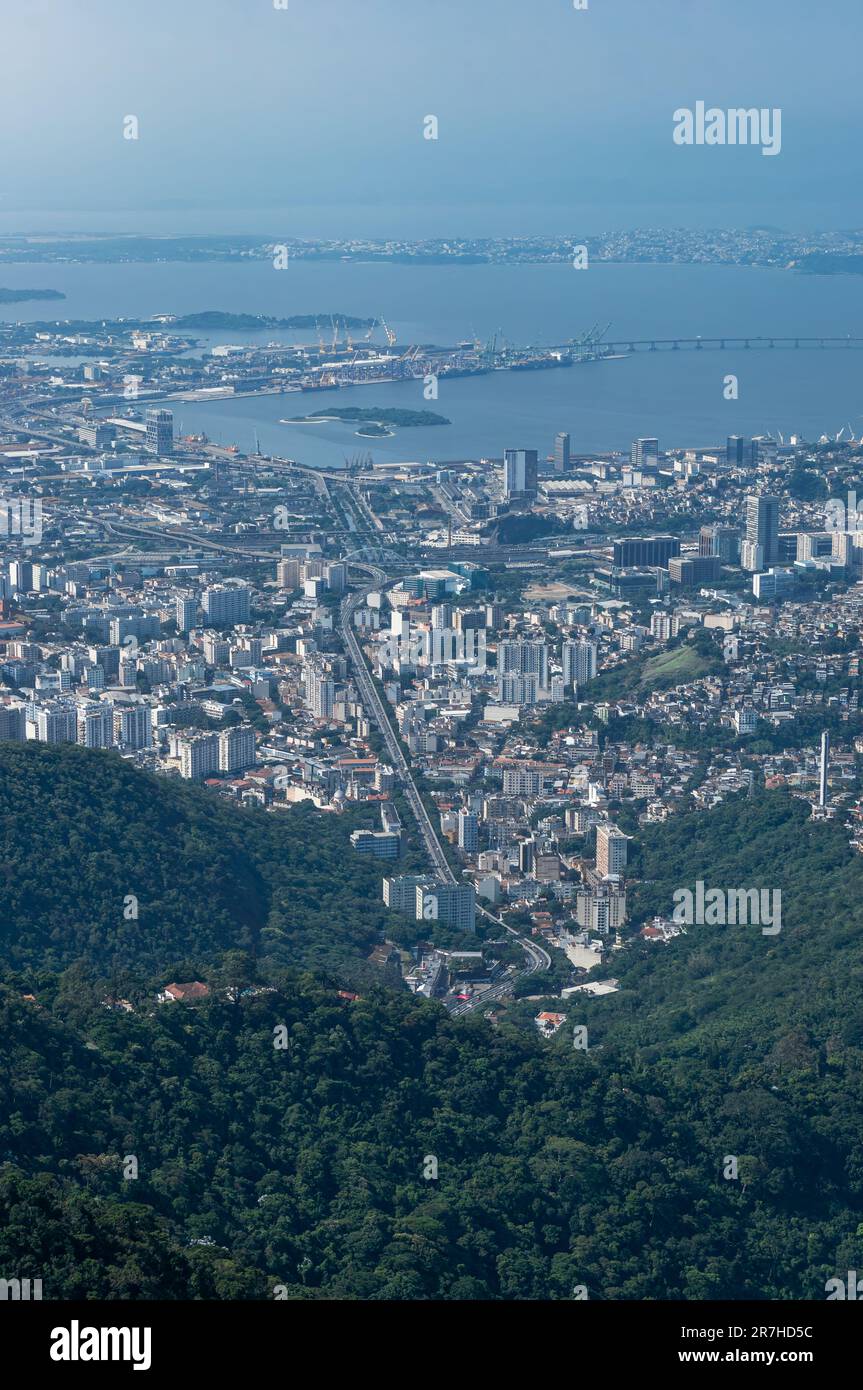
[0,755,861,1299]
[0,742,391,982]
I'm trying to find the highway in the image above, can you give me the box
[340,573,455,885]
[339,566,551,1007]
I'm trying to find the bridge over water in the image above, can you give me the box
[553,335,863,356]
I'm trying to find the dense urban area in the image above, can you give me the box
[1,313,861,1028]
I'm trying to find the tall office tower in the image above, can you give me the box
[743,494,780,571]
[502,448,538,498]
[458,810,479,854]
[219,723,257,774]
[630,438,659,468]
[115,704,153,750]
[595,823,628,878]
[145,408,174,455]
[554,432,571,472]
[8,560,33,592]
[726,435,756,467]
[819,730,830,808]
[77,703,114,749]
[179,731,220,781]
[202,585,250,624]
[176,596,197,633]
[0,705,26,741]
[498,638,549,688]
[562,639,597,689]
[276,557,301,588]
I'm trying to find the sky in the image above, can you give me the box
[0,0,860,237]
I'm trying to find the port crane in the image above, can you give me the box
[378,314,397,347]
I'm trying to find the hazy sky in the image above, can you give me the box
[1,0,860,236]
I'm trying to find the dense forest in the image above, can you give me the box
[0,743,394,986]
[0,749,861,1299]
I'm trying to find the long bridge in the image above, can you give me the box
[552,334,863,355]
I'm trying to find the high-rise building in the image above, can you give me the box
[145,408,174,455]
[458,810,479,853]
[383,874,435,912]
[497,672,539,705]
[668,555,721,586]
[176,597,197,633]
[595,823,628,878]
[612,536,679,568]
[699,525,740,563]
[0,705,26,741]
[503,448,538,498]
[36,706,77,744]
[219,723,257,774]
[650,611,680,641]
[202,586,250,625]
[630,438,659,468]
[743,494,780,571]
[414,882,476,933]
[8,560,33,592]
[307,663,335,720]
[77,703,114,749]
[562,639,597,689]
[499,639,549,688]
[726,435,756,467]
[574,884,627,934]
[485,602,505,630]
[325,562,348,594]
[277,558,301,589]
[502,768,544,796]
[553,432,571,472]
[115,705,152,750]
[179,732,220,780]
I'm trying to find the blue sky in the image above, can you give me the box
[1,0,860,234]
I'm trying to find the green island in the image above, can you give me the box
[0,287,65,303]
[285,406,450,427]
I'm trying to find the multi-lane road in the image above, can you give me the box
[340,566,551,1007]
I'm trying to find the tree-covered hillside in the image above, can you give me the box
[1,971,858,1301]
[0,753,861,1299]
[0,742,391,984]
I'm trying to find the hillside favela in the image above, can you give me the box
[2,0,863,1361]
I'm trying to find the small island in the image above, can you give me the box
[282,406,450,428]
[0,287,66,304]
